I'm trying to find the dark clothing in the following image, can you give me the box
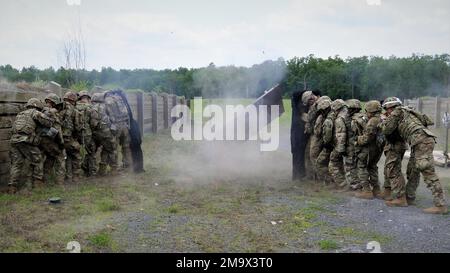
[291,91,309,180]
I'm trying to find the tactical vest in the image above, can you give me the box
[351,113,367,137]
[314,114,325,138]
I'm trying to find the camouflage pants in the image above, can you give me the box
[329,149,345,185]
[344,144,358,188]
[94,133,117,175]
[40,137,65,184]
[406,138,446,207]
[9,142,43,188]
[304,137,314,180]
[309,135,322,180]
[384,145,406,199]
[356,146,382,191]
[316,147,332,183]
[82,136,97,177]
[64,138,82,181]
[114,123,132,170]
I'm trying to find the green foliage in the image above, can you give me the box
[1,54,449,100]
[88,232,113,248]
[70,80,91,92]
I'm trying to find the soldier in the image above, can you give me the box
[91,92,118,176]
[76,91,98,177]
[302,90,320,180]
[9,98,54,193]
[303,90,321,180]
[40,93,66,185]
[328,99,348,189]
[105,90,132,171]
[382,97,447,214]
[61,92,82,183]
[314,96,333,184]
[344,99,362,190]
[354,100,384,199]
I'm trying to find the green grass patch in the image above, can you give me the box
[96,198,121,212]
[88,232,114,248]
[319,239,339,250]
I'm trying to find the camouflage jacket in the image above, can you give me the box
[10,108,54,145]
[92,102,113,136]
[382,107,436,147]
[59,102,82,139]
[357,113,381,147]
[305,102,319,135]
[322,111,336,147]
[76,102,100,138]
[333,108,348,154]
[42,106,64,145]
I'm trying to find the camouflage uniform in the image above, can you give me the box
[328,99,348,186]
[9,98,54,192]
[383,132,407,199]
[344,99,362,188]
[40,94,66,184]
[91,93,118,176]
[355,101,383,194]
[314,97,333,183]
[76,91,99,177]
[307,101,321,179]
[105,92,132,170]
[382,104,447,208]
[61,92,83,182]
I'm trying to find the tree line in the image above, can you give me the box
[1,54,449,100]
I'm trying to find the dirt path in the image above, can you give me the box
[0,132,448,253]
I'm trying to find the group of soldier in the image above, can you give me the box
[294,91,448,215]
[8,90,133,194]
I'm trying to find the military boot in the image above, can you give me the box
[380,188,393,201]
[385,195,408,207]
[355,190,374,199]
[406,197,416,206]
[372,187,383,199]
[423,206,448,214]
[8,185,17,195]
[33,179,45,189]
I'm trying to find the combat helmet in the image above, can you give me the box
[78,90,91,100]
[382,97,402,109]
[365,100,382,113]
[26,98,44,110]
[301,91,314,106]
[91,92,105,103]
[44,93,62,105]
[63,91,78,102]
[346,99,361,110]
[317,96,331,111]
[331,99,346,112]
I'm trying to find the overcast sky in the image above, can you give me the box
[0,0,449,70]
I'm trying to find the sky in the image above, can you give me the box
[0,0,449,70]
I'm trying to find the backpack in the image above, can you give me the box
[402,106,434,127]
[13,109,36,136]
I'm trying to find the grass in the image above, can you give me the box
[0,132,409,253]
[319,240,340,250]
